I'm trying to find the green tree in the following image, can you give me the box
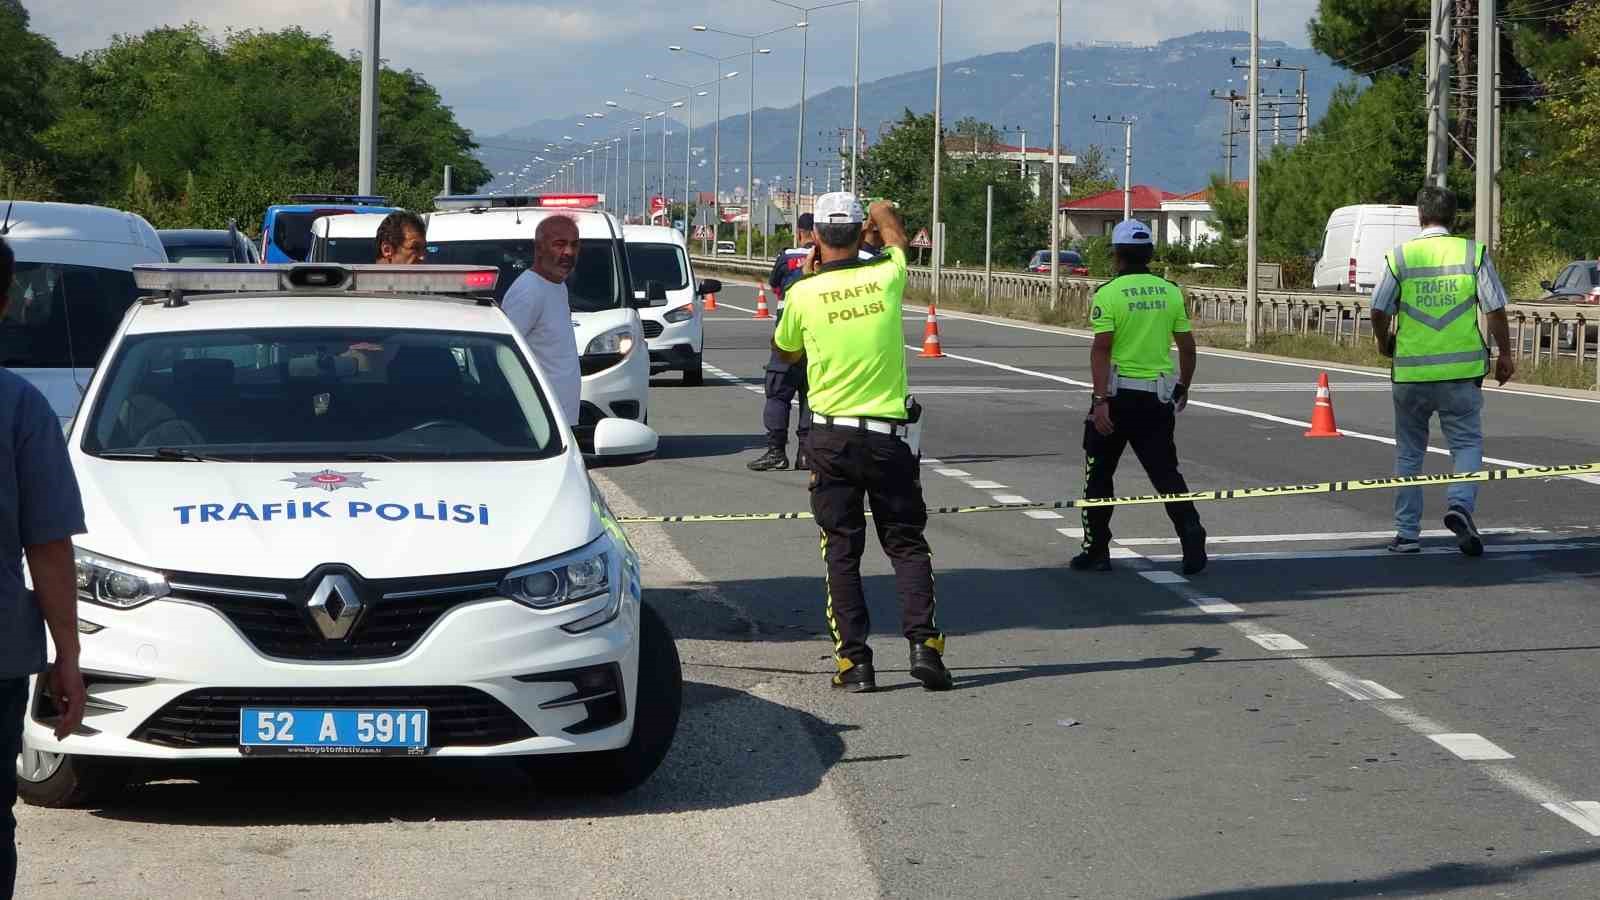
[0,1,63,167]
[1309,0,1426,76]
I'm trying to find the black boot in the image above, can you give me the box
[909,642,954,691]
[831,660,876,693]
[1180,524,1208,575]
[746,448,789,472]
[1070,548,1112,571]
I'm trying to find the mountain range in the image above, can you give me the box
[473,30,1353,201]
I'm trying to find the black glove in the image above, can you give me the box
[1172,383,1190,414]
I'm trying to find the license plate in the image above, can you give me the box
[239,708,429,756]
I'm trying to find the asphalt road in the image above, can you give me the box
[16,282,1600,899]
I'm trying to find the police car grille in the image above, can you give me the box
[170,571,503,661]
[131,686,534,748]
[641,321,664,338]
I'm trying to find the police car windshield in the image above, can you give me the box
[3,262,139,369]
[82,327,562,462]
[425,239,623,310]
[625,243,689,291]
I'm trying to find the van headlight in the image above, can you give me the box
[499,538,612,610]
[584,327,635,357]
[75,550,170,610]
[663,305,695,324]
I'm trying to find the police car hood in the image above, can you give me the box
[73,454,600,580]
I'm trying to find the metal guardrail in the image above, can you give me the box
[692,254,1600,388]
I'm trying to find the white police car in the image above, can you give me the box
[624,225,719,386]
[15,263,680,807]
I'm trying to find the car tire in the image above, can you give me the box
[16,740,128,809]
[520,603,682,796]
[683,354,704,387]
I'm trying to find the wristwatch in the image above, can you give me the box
[1091,394,1107,407]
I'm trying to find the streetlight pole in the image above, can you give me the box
[771,1,858,235]
[627,88,689,224]
[1246,0,1260,347]
[932,0,943,304]
[1050,0,1062,308]
[358,0,380,195]
[669,46,745,247]
[650,73,724,237]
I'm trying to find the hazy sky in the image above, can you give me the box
[34,1,1323,136]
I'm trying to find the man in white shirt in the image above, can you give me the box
[501,215,583,425]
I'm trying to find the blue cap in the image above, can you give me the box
[1111,219,1154,246]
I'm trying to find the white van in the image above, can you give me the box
[424,195,657,450]
[1314,204,1422,293]
[309,212,397,264]
[0,201,167,425]
[623,225,718,386]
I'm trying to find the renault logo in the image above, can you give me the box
[307,574,364,640]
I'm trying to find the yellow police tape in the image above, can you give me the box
[616,462,1600,525]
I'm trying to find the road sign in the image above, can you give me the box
[693,224,712,240]
[911,228,932,249]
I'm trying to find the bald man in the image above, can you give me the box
[501,215,583,425]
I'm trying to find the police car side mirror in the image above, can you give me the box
[696,278,722,297]
[1540,280,1554,292]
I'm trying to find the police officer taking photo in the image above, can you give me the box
[772,194,952,693]
[1074,219,1207,575]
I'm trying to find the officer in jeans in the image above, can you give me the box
[773,194,952,693]
[748,214,816,472]
[1,237,87,897]
[1073,219,1207,575]
[1369,185,1515,556]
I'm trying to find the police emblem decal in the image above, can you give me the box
[282,470,377,493]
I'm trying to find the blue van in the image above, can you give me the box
[259,195,397,263]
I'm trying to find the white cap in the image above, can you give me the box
[1111,219,1154,246]
[814,192,864,225]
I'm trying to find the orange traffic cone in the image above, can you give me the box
[703,290,717,311]
[1304,372,1341,438]
[918,304,946,358]
[752,286,772,320]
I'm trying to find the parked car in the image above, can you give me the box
[1028,250,1088,276]
[426,193,660,451]
[158,224,261,265]
[259,195,397,263]
[714,241,737,255]
[624,225,719,386]
[15,262,677,807]
[1537,261,1600,305]
[1313,204,1422,293]
[1,200,167,426]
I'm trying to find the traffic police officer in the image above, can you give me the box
[1074,219,1207,575]
[1369,185,1515,556]
[748,214,817,472]
[772,193,952,693]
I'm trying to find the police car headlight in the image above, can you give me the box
[74,550,170,610]
[663,305,694,324]
[584,327,635,357]
[499,539,611,610]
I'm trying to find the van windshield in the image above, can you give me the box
[426,238,623,311]
[321,237,379,264]
[626,243,689,291]
[2,262,139,369]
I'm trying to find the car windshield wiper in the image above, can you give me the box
[96,447,230,462]
[251,451,403,462]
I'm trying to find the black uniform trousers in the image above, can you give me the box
[808,424,940,668]
[762,351,810,451]
[1081,390,1202,552]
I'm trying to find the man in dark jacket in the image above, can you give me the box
[748,213,817,472]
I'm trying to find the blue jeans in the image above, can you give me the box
[3,677,26,899]
[1392,380,1484,539]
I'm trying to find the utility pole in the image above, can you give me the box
[1231,57,1309,147]
[1246,0,1260,348]
[1425,0,1452,186]
[1092,116,1135,220]
[1475,0,1495,247]
[357,0,380,196]
[1049,0,1062,309]
[931,0,944,306]
[1211,90,1246,182]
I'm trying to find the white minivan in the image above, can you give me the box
[1314,204,1422,293]
[623,225,719,386]
[1,201,167,425]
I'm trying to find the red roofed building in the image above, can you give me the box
[1060,186,1178,244]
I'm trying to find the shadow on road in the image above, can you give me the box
[650,433,766,460]
[1163,848,1600,899]
[85,681,851,827]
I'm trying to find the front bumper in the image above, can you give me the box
[577,346,650,442]
[23,593,641,760]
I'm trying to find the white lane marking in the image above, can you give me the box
[1541,802,1600,837]
[929,307,1600,406]
[992,494,1031,504]
[1056,527,1085,538]
[911,345,1600,486]
[1138,571,1188,584]
[1117,527,1543,546]
[1025,510,1065,520]
[1247,633,1310,652]
[964,480,1008,490]
[1327,679,1405,701]
[1196,383,1392,393]
[1145,541,1600,562]
[1187,597,1245,615]
[1109,547,1143,560]
[1429,733,1516,761]
[935,468,972,477]
[921,458,943,465]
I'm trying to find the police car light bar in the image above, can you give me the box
[133,264,500,302]
[433,193,605,210]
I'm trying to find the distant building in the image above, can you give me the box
[1159,182,1244,248]
[948,142,1077,199]
[1060,185,1178,244]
